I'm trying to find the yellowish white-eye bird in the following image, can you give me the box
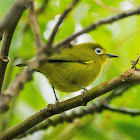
[17,43,118,100]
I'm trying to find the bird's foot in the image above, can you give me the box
[82,87,88,93]
[55,97,60,104]
[81,87,88,106]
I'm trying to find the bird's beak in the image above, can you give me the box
[106,54,119,58]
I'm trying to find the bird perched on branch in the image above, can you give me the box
[16,43,118,101]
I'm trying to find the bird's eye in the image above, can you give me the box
[95,48,102,55]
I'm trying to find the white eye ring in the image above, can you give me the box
[95,48,102,55]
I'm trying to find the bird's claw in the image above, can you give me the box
[81,88,88,106]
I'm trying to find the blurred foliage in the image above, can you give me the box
[1,0,140,139]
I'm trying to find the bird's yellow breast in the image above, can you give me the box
[40,58,101,92]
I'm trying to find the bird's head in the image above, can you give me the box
[85,43,119,65]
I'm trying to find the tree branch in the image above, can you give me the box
[0,0,28,40]
[17,84,138,138]
[0,68,33,113]
[46,0,80,48]
[0,0,28,95]
[23,0,49,33]
[17,102,102,138]
[54,6,140,50]
[93,0,122,13]
[0,31,10,95]
[36,0,49,15]
[102,102,140,116]
[28,0,44,48]
[131,54,140,69]
[1,68,140,140]
[0,31,3,41]
[2,58,17,91]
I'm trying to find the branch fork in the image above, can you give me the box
[131,54,140,69]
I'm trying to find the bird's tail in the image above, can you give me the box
[15,63,28,67]
[16,62,41,73]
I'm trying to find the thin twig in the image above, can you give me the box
[93,0,122,13]
[103,102,140,116]
[46,0,80,48]
[131,54,140,69]
[54,6,140,50]
[23,0,49,33]
[28,0,44,48]
[36,0,49,14]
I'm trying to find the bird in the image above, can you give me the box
[16,43,118,101]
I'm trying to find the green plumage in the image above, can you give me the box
[39,43,108,92]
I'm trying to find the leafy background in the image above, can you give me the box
[0,0,140,140]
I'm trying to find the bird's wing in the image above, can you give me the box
[16,54,94,67]
[48,54,92,64]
